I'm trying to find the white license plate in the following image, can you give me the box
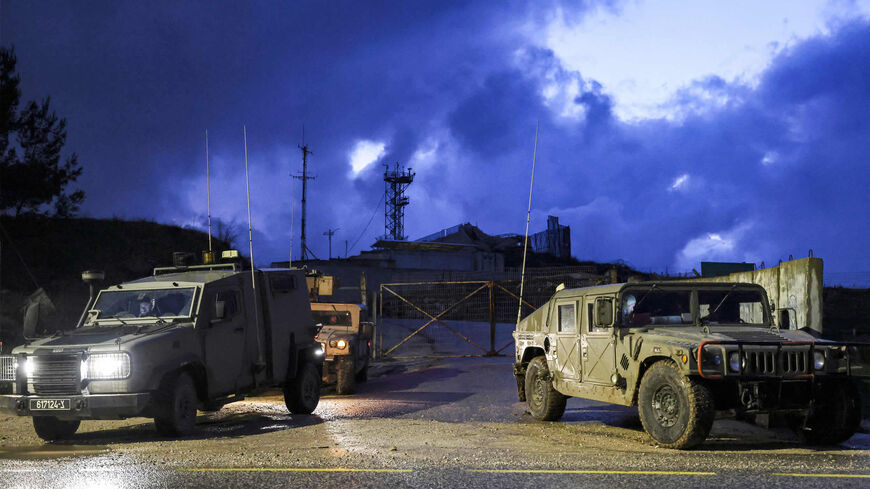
[29,399,71,411]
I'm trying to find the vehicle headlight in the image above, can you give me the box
[728,352,742,372]
[83,353,131,380]
[813,350,825,370]
[24,357,36,378]
[315,343,325,356]
[702,346,722,367]
[329,339,348,349]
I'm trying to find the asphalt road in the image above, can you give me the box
[1,355,870,488]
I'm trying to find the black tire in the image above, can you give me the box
[336,356,356,395]
[355,363,368,383]
[524,356,567,421]
[285,362,320,414]
[33,417,80,442]
[154,372,198,437]
[796,380,861,445]
[637,361,714,449]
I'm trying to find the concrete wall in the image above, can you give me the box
[690,257,824,333]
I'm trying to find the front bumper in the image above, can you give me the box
[0,392,152,420]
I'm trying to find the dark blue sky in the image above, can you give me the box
[3,1,870,274]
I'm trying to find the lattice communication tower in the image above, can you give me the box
[384,162,415,241]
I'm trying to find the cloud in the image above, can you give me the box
[6,4,870,274]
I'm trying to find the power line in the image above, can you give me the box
[348,192,386,256]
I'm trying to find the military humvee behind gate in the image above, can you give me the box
[0,252,323,441]
[513,281,869,449]
[312,303,373,395]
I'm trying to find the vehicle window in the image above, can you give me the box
[699,290,766,325]
[270,273,296,294]
[92,288,196,320]
[312,310,352,327]
[622,290,692,326]
[215,290,239,319]
[558,303,576,333]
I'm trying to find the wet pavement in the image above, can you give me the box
[1,355,870,488]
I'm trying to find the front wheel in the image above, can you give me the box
[336,356,356,395]
[154,372,198,437]
[285,362,320,414]
[33,417,80,442]
[524,356,567,421]
[637,361,714,449]
[796,380,861,445]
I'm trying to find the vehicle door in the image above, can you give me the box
[582,295,616,384]
[553,299,582,382]
[201,287,246,395]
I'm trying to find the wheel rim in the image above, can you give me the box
[652,384,679,427]
[531,373,546,407]
[178,394,193,423]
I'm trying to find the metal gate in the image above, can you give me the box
[376,280,544,359]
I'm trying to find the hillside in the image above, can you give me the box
[0,215,229,346]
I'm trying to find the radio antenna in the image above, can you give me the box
[205,129,213,252]
[243,126,265,367]
[516,121,539,327]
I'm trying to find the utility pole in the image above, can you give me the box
[323,227,339,260]
[293,142,315,260]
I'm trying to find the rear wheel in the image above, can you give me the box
[33,417,80,442]
[336,356,356,395]
[285,362,320,414]
[154,372,198,437]
[796,380,861,445]
[524,356,567,421]
[637,361,714,449]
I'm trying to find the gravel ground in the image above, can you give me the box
[1,356,869,488]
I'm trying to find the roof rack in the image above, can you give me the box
[153,262,242,276]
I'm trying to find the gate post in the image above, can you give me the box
[487,281,497,356]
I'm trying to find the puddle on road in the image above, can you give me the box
[0,444,109,460]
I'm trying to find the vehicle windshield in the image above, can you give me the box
[698,289,767,326]
[90,288,197,322]
[621,288,767,327]
[312,310,354,332]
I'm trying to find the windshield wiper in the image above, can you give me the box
[701,284,737,325]
[627,284,658,324]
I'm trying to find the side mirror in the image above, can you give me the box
[314,323,324,334]
[23,302,40,338]
[778,309,792,330]
[595,297,613,328]
[360,323,374,339]
[212,300,226,323]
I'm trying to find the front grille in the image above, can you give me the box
[781,350,808,375]
[0,356,14,381]
[744,350,776,375]
[31,355,81,395]
[741,349,809,376]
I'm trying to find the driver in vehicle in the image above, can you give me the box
[138,297,154,317]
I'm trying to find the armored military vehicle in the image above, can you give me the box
[513,281,868,449]
[0,251,323,441]
[312,302,373,395]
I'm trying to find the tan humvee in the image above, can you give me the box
[513,281,868,449]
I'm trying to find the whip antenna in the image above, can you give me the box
[516,121,539,327]
[205,129,213,252]
[243,126,265,367]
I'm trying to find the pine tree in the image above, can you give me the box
[0,46,84,217]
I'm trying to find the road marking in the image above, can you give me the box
[177,468,412,473]
[470,470,716,475]
[774,473,870,479]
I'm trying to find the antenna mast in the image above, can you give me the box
[243,126,265,367]
[205,129,212,252]
[293,136,315,259]
[323,227,339,259]
[516,121,539,326]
